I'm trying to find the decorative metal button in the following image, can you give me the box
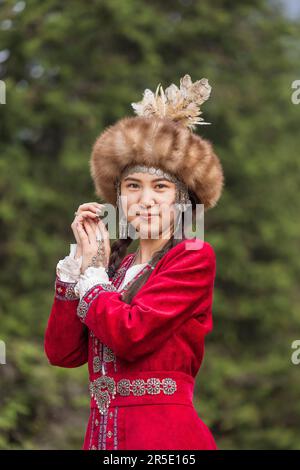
[132,379,146,396]
[162,378,177,395]
[116,379,131,396]
[147,377,161,395]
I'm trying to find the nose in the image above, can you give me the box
[139,189,155,209]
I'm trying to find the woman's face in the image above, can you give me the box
[120,172,177,239]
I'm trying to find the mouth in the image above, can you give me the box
[138,213,159,221]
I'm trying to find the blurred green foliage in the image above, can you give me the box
[0,0,300,449]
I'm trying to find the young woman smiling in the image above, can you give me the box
[44,74,224,450]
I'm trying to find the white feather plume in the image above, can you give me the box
[131,74,212,131]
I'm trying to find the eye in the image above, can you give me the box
[127,183,139,188]
[155,184,168,189]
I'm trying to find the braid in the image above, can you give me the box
[107,237,133,278]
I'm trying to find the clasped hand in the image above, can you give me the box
[70,202,111,274]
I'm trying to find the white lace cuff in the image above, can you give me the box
[74,266,111,300]
[56,243,82,283]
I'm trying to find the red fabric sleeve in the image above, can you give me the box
[44,278,88,368]
[77,240,216,362]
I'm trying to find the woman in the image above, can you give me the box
[44,74,224,450]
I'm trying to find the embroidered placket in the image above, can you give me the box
[85,252,154,449]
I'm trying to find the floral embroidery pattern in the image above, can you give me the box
[103,345,115,363]
[93,356,101,373]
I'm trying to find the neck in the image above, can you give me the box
[135,227,174,264]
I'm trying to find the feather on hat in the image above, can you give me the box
[131,74,212,130]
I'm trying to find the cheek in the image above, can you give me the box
[120,194,138,217]
[160,201,176,218]
[159,190,175,202]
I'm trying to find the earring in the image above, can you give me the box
[182,198,192,212]
[117,188,128,239]
[119,217,128,238]
[173,189,183,238]
[173,187,191,238]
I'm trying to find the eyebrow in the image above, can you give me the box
[123,177,170,183]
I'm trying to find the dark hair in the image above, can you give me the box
[107,190,199,304]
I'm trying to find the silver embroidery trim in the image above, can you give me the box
[90,376,177,415]
[93,356,101,374]
[103,345,115,362]
[102,410,108,449]
[89,408,96,450]
[77,283,117,321]
[98,412,104,450]
[113,407,118,450]
[55,279,79,301]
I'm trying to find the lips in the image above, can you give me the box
[137,212,159,217]
[138,213,159,220]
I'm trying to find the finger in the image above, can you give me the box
[98,219,109,241]
[83,219,97,245]
[77,203,105,216]
[76,221,89,247]
[72,214,95,242]
[95,223,102,242]
[89,214,101,235]
[76,210,99,220]
[97,220,111,263]
[85,217,98,231]
[71,223,81,245]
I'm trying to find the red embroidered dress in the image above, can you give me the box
[44,238,218,450]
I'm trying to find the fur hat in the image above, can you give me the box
[90,75,224,210]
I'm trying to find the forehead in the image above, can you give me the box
[122,172,173,183]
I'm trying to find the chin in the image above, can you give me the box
[138,222,161,239]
